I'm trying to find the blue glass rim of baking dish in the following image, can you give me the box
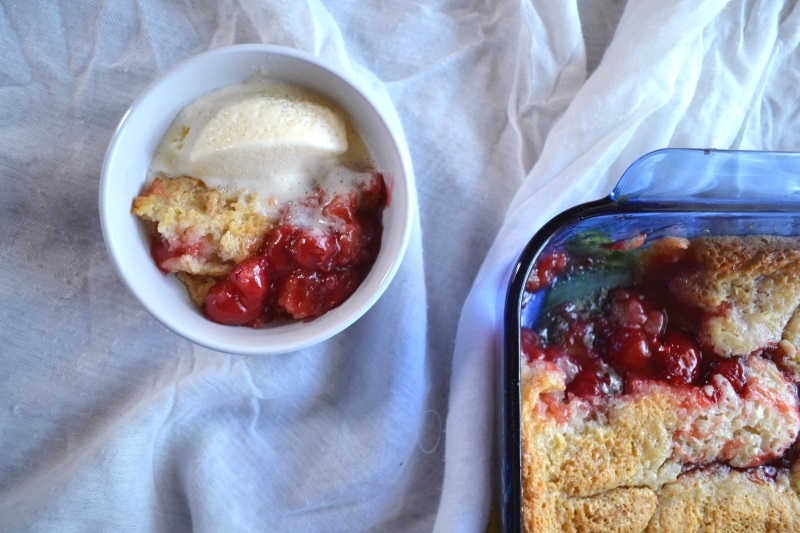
[499,148,800,532]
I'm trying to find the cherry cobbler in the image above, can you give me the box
[132,171,386,326]
[130,79,389,328]
[521,235,800,532]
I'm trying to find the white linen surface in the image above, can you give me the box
[1,1,799,532]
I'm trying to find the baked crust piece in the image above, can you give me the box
[521,358,800,532]
[132,176,275,277]
[648,465,800,532]
[175,272,220,307]
[521,235,800,532]
[521,361,660,532]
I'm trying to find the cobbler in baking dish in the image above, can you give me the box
[521,234,800,532]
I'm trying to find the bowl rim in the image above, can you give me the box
[99,43,416,355]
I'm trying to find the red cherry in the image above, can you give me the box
[229,256,269,301]
[278,269,359,319]
[525,250,569,292]
[323,193,358,223]
[259,225,297,274]
[359,172,387,210]
[334,223,364,266]
[521,328,546,361]
[642,310,666,338]
[710,357,748,394]
[205,280,264,326]
[656,331,702,385]
[291,227,337,271]
[609,289,647,327]
[150,237,180,273]
[562,319,595,359]
[205,257,270,326]
[566,369,604,398]
[607,327,652,371]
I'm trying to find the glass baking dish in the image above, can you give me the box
[499,148,800,532]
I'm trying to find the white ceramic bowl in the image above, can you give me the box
[100,44,415,355]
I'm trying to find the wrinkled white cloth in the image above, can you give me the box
[440,0,800,531]
[1,1,799,532]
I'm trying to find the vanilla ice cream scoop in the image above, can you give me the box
[149,80,350,199]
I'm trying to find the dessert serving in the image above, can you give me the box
[131,79,387,327]
[519,233,800,532]
[101,44,413,355]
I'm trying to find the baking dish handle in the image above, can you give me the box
[611,148,800,208]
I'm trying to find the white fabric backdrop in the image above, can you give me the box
[1,1,799,532]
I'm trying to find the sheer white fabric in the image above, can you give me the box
[0,1,798,531]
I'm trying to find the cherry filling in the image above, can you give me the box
[201,172,387,326]
[525,250,569,293]
[206,257,269,326]
[522,288,755,400]
[151,235,210,274]
[522,243,800,478]
[521,246,761,398]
